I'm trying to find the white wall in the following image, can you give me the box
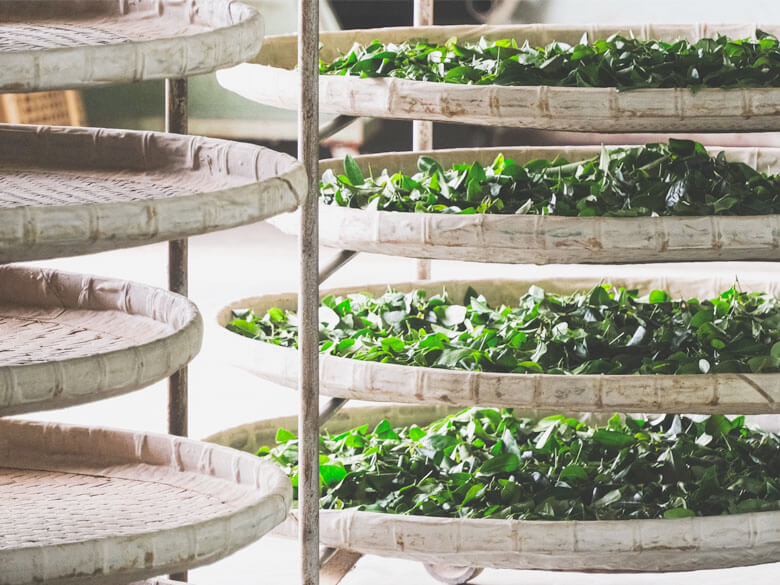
[495,0,780,24]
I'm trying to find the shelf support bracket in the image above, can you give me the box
[319,548,364,585]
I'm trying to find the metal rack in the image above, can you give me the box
[0,3,303,584]
[296,2,435,583]
[282,2,780,584]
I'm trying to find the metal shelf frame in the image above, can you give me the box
[301,2,435,584]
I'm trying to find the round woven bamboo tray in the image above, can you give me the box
[0,0,263,92]
[268,145,780,264]
[0,265,202,416]
[0,418,291,585]
[206,405,780,573]
[218,23,780,132]
[0,124,306,263]
[217,275,780,415]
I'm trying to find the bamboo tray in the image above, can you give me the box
[206,405,780,573]
[0,0,263,92]
[268,145,780,264]
[218,23,780,132]
[0,265,202,416]
[217,275,780,415]
[0,418,291,585]
[0,124,306,263]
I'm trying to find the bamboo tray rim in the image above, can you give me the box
[0,417,291,585]
[216,275,780,415]
[268,144,780,265]
[217,23,780,132]
[0,0,264,92]
[206,404,780,573]
[0,124,306,263]
[0,264,202,416]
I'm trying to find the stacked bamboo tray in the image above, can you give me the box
[216,22,780,582]
[0,2,306,584]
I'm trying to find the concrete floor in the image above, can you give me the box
[20,220,780,585]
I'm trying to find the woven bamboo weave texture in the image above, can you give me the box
[0,418,291,585]
[207,405,780,573]
[0,0,263,92]
[0,265,202,416]
[218,23,780,132]
[0,124,306,262]
[218,275,780,414]
[0,90,85,126]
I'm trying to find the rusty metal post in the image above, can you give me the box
[299,0,320,583]
[165,77,188,583]
[414,0,433,281]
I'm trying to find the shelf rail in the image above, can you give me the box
[299,0,321,583]
[414,0,434,281]
[315,2,434,583]
[165,76,189,584]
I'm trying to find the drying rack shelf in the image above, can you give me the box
[0,2,302,584]
[266,145,780,264]
[0,0,263,92]
[215,10,780,584]
[218,275,780,415]
[0,265,202,416]
[0,418,291,585]
[218,23,780,132]
[0,124,305,263]
[207,404,780,574]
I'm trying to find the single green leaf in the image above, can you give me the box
[664,508,695,519]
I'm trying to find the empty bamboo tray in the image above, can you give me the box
[267,145,780,264]
[0,124,306,263]
[0,0,263,92]
[0,265,202,416]
[206,404,780,573]
[218,23,780,132]
[218,275,780,414]
[0,418,292,585]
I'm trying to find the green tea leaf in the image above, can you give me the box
[479,453,519,476]
[264,409,780,522]
[343,155,365,186]
[276,428,296,442]
[664,507,695,519]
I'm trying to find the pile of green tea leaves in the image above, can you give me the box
[319,31,780,90]
[228,284,780,375]
[321,139,780,216]
[260,408,780,520]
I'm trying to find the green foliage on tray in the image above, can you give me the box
[228,284,780,375]
[259,408,780,520]
[319,31,780,90]
[320,140,780,216]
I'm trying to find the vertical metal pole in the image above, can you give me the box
[414,0,434,281]
[299,0,320,583]
[165,77,188,584]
